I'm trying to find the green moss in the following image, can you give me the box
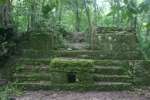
[94,67,128,75]
[50,58,93,70]
[28,33,52,51]
[14,82,132,91]
[52,50,143,60]
[14,73,51,82]
[93,74,131,82]
[18,58,50,65]
[50,58,94,84]
[94,60,127,66]
[134,60,150,86]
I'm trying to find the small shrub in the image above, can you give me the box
[134,60,150,86]
[0,84,23,100]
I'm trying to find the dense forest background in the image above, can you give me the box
[0,0,150,65]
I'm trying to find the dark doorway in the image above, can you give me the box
[67,72,76,83]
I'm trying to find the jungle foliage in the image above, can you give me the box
[11,0,150,57]
[0,0,150,65]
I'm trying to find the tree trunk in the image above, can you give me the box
[75,0,80,32]
[0,0,12,28]
[30,0,36,31]
[93,0,97,26]
[109,0,115,26]
[93,0,97,49]
[146,11,150,42]
[83,0,95,49]
[58,0,62,25]
[134,16,137,31]
[116,0,120,27]
[27,15,31,32]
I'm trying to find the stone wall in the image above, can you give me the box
[50,58,94,84]
[24,33,52,50]
[22,32,53,58]
[134,60,150,86]
[95,27,144,60]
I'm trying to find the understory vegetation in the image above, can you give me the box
[0,84,22,100]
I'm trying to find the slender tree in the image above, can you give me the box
[83,0,95,49]
[93,0,97,26]
[0,0,12,28]
[75,0,80,32]
[57,0,62,25]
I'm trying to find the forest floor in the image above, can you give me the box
[14,89,150,100]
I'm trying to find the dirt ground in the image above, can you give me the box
[15,90,150,100]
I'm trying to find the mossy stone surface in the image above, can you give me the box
[13,28,148,91]
[134,60,150,86]
[50,58,94,84]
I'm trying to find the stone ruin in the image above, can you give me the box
[12,27,150,91]
[94,27,144,60]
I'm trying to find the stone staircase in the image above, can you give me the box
[13,27,145,91]
[13,50,133,91]
[92,60,132,90]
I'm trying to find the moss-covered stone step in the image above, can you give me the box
[93,66,128,75]
[48,66,129,75]
[93,74,131,82]
[15,65,50,73]
[93,60,128,66]
[52,50,142,60]
[13,73,51,82]
[22,49,51,59]
[13,82,132,91]
[18,58,50,65]
[22,49,142,60]
[50,58,93,71]
[52,50,99,58]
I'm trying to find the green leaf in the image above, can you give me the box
[143,23,150,29]
[0,0,6,4]
[42,4,56,16]
[106,11,113,16]
[123,0,128,4]
[42,5,49,14]
[139,1,150,12]
[127,1,138,14]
